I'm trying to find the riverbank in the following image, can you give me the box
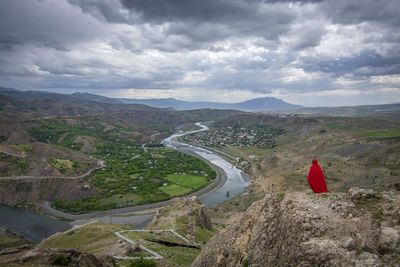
[1,122,249,242]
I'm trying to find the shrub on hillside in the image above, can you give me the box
[129,258,157,267]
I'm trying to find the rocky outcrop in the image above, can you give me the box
[117,239,141,255]
[348,187,377,202]
[149,196,212,231]
[195,204,212,230]
[193,189,400,266]
[148,196,212,243]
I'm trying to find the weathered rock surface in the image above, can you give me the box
[148,196,212,243]
[149,196,212,230]
[193,189,400,266]
[196,203,212,230]
[349,187,377,202]
[120,240,141,255]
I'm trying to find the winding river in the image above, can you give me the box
[162,122,250,207]
[0,122,249,242]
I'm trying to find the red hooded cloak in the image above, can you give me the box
[307,159,330,193]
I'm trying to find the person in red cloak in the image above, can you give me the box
[307,159,331,193]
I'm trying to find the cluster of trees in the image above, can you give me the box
[27,119,142,151]
[52,196,119,214]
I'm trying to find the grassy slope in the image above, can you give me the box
[39,222,129,256]
[39,220,213,266]
[361,128,400,138]
[294,103,400,119]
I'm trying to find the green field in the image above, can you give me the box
[165,174,208,189]
[326,123,353,129]
[159,174,208,197]
[159,184,192,197]
[361,128,400,139]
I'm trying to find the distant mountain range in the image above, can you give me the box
[0,87,163,118]
[0,87,242,120]
[118,97,303,111]
[0,87,302,111]
[1,87,399,119]
[0,87,121,105]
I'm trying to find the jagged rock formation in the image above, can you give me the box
[148,196,212,242]
[117,239,141,255]
[193,189,400,266]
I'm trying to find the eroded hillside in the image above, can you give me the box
[203,114,400,193]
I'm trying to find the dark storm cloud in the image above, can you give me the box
[69,0,297,46]
[0,1,103,50]
[319,0,400,26]
[67,0,133,24]
[294,28,325,50]
[120,0,253,22]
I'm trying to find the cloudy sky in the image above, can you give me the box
[0,0,399,106]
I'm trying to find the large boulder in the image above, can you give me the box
[348,187,377,202]
[378,227,399,253]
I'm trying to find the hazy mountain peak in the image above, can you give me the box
[118,97,302,111]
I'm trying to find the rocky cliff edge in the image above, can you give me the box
[193,188,400,266]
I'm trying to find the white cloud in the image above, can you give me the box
[371,75,400,84]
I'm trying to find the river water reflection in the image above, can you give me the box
[0,205,71,243]
[162,122,250,207]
